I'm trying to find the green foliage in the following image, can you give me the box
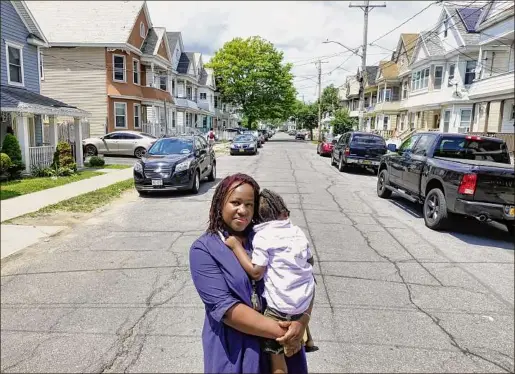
[291,100,318,139]
[331,108,357,136]
[1,134,25,178]
[207,36,297,129]
[320,84,342,114]
[88,156,105,167]
[31,164,55,177]
[0,153,12,174]
[52,141,77,173]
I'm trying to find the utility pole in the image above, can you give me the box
[349,0,386,131]
[316,59,328,141]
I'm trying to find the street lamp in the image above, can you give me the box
[323,40,362,58]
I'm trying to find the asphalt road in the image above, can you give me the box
[1,132,514,373]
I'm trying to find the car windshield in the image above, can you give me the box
[147,138,193,155]
[434,137,510,163]
[352,134,386,145]
[234,135,254,142]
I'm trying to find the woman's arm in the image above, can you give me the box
[224,303,286,339]
[277,289,315,346]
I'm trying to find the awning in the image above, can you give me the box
[0,85,90,117]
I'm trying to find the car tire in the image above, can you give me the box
[85,144,98,157]
[423,188,449,230]
[506,222,514,237]
[377,169,392,199]
[137,190,148,197]
[372,167,379,175]
[134,147,146,159]
[208,163,216,182]
[330,154,336,166]
[191,170,200,194]
[338,156,347,172]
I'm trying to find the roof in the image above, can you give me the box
[24,1,146,45]
[10,1,47,44]
[141,27,167,56]
[457,8,481,32]
[443,4,482,45]
[365,66,379,86]
[177,52,195,74]
[417,31,446,57]
[377,60,399,80]
[400,33,419,61]
[199,67,215,87]
[166,31,181,51]
[0,85,90,117]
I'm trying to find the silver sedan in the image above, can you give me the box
[82,131,157,158]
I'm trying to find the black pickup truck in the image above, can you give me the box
[377,132,514,235]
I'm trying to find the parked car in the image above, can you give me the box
[243,131,264,147]
[317,135,340,156]
[133,135,216,195]
[331,132,387,173]
[377,133,514,234]
[258,129,269,141]
[83,131,157,159]
[230,134,258,155]
[295,132,306,140]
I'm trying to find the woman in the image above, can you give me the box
[189,173,309,374]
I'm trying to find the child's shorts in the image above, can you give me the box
[262,306,306,355]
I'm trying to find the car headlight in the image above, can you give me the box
[134,162,143,173]
[175,160,192,172]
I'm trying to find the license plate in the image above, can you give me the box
[362,160,371,165]
[152,179,163,187]
[507,206,515,217]
[239,148,244,152]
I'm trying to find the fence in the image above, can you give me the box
[28,145,54,170]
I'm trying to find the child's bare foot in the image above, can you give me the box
[270,353,288,373]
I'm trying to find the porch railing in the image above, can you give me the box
[29,145,54,170]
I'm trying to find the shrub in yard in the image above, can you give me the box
[88,156,105,167]
[52,141,77,173]
[31,164,56,177]
[1,134,25,178]
[0,153,12,174]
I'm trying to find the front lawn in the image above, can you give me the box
[84,163,132,170]
[0,170,103,200]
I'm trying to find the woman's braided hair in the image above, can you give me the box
[207,173,260,233]
[259,189,290,222]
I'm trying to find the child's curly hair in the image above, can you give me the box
[259,189,290,222]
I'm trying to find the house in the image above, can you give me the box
[0,0,88,173]
[339,74,361,120]
[371,59,401,138]
[402,3,484,134]
[361,65,379,132]
[469,1,514,135]
[25,1,174,138]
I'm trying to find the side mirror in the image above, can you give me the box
[387,143,397,153]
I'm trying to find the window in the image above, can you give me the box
[134,104,141,129]
[383,116,389,130]
[159,76,167,91]
[434,137,510,163]
[200,93,207,100]
[159,106,166,125]
[448,64,456,86]
[377,89,383,103]
[511,104,515,121]
[411,68,429,91]
[38,48,44,81]
[6,42,24,86]
[412,134,436,156]
[114,102,127,128]
[459,109,472,132]
[464,60,476,85]
[140,22,146,38]
[186,87,192,99]
[113,55,126,82]
[402,81,408,99]
[384,89,391,102]
[399,135,421,154]
[434,66,443,89]
[172,111,176,128]
[443,110,451,132]
[133,59,140,85]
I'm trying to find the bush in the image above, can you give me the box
[1,134,25,178]
[88,156,105,167]
[31,164,56,177]
[52,141,77,173]
[0,153,12,174]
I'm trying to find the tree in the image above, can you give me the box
[331,108,357,136]
[292,100,318,140]
[320,84,341,114]
[1,133,24,178]
[207,36,297,129]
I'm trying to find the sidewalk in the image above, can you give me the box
[1,168,133,222]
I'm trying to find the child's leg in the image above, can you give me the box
[270,353,288,374]
[304,325,314,347]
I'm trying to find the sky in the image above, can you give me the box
[146,1,446,103]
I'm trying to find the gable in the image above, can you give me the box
[412,38,428,64]
[127,6,150,50]
[156,39,169,60]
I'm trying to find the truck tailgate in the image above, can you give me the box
[474,167,515,205]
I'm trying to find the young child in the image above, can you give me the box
[224,189,316,374]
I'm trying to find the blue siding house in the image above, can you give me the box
[0,0,89,172]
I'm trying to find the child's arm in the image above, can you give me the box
[225,236,266,281]
[307,256,314,266]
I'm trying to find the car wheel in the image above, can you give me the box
[423,188,449,230]
[85,144,97,156]
[208,163,216,182]
[134,147,146,159]
[338,156,347,172]
[191,170,200,194]
[330,154,336,166]
[377,169,392,199]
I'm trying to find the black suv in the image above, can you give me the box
[133,135,216,195]
[331,132,387,173]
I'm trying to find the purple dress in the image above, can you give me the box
[190,232,308,374]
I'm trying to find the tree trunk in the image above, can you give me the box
[247,117,253,130]
[309,129,313,140]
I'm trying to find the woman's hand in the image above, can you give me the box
[276,315,309,356]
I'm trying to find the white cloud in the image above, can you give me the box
[147,1,444,102]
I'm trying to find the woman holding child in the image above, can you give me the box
[189,173,315,374]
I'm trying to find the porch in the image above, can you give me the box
[0,85,90,174]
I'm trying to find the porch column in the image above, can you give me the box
[48,116,58,147]
[174,77,178,97]
[73,118,84,168]
[16,115,30,173]
[150,62,155,87]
